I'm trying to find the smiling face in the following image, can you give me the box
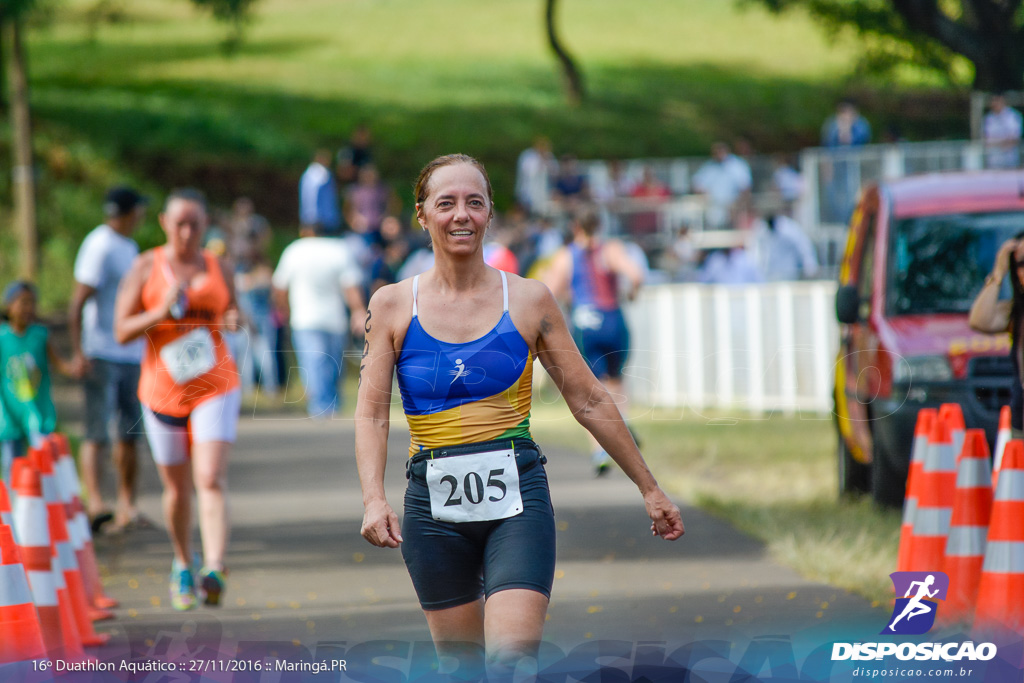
[416,162,493,256]
[160,198,207,259]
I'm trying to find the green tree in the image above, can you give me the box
[742,0,1024,91]
[188,0,260,53]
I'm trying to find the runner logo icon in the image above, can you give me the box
[882,571,948,635]
[449,358,471,384]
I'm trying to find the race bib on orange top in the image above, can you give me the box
[159,327,216,385]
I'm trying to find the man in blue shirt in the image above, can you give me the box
[299,149,342,234]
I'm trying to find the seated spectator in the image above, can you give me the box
[553,154,590,210]
[692,142,752,229]
[628,166,671,237]
[662,224,699,283]
[344,164,400,238]
[752,213,819,282]
[698,246,762,285]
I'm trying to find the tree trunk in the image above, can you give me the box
[971,41,1024,91]
[545,0,584,105]
[8,17,36,280]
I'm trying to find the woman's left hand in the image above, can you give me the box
[644,487,685,540]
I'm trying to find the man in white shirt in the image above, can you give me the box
[515,137,556,215]
[752,213,820,282]
[272,227,367,418]
[692,142,753,229]
[69,186,147,532]
[984,94,1023,169]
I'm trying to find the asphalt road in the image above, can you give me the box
[58,410,887,673]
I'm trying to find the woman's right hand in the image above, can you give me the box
[161,282,185,320]
[994,238,1019,281]
[361,499,403,548]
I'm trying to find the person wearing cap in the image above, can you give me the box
[68,186,149,533]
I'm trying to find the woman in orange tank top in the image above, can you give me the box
[114,188,241,611]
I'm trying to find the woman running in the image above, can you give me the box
[355,154,683,678]
[115,189,241,611]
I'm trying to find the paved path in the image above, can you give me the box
[80,413,884,666]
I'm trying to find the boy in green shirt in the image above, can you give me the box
[0,281,75,484]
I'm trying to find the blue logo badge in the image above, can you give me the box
[882,571,949,635]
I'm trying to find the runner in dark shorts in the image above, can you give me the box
[355,155,683,680]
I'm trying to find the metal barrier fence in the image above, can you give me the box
[556,139,1022,276]
[621,280,838,414]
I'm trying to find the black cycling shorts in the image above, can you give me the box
[401,438,556,611]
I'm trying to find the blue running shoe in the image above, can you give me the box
[199,567,227,607]
[169,562,197,611]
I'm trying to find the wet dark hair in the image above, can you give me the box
[163,188,208,214]
[572,206,601,237]
[414,154,493,209]
[1009,231,1024,337]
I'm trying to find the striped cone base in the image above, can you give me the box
[898,409,936,573]
[941,429,993,624]
[974,446,1024,633]
[0,524,46,664]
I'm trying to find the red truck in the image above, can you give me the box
[834,170,1024,507]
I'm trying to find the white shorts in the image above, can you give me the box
[142,389,242,466]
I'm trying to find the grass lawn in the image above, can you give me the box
[11,0,970,311]
[529,396,901,606]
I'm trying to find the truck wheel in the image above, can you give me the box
[870,442,906,508]
[835,432,868,497]
[837,432,870,496]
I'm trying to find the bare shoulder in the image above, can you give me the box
[129,249,156,281]
[506,273,563,343]
[507,272,556,309]
[367,280,414,339]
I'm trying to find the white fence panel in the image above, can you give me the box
[623,281,839,414]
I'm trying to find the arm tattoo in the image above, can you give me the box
[539,315,554,335]
[358,308,372,387]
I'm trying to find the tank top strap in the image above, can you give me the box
[202,250,225,288]
[156,246,175,286]
[412,275,420,318]
[500,269,509,312]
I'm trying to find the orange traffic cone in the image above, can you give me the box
[993,405,1012,475]
[941,429,993,624]
[29,445,110,648]
[0,477,13,536]
[909,414,958,572]
[974,440,1024,633]
[11,458,69,659]
[939,403,966,462]
[47,435,116,616]
[0,522,47,664]
[994,434,1021,495]
[898,408,936,572]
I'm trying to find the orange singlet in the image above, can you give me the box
[138,247,240,418]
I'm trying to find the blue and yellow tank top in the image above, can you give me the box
[396,271,533,456]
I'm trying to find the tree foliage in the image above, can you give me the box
[188,0,260,53]
[740,0,1024,90]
